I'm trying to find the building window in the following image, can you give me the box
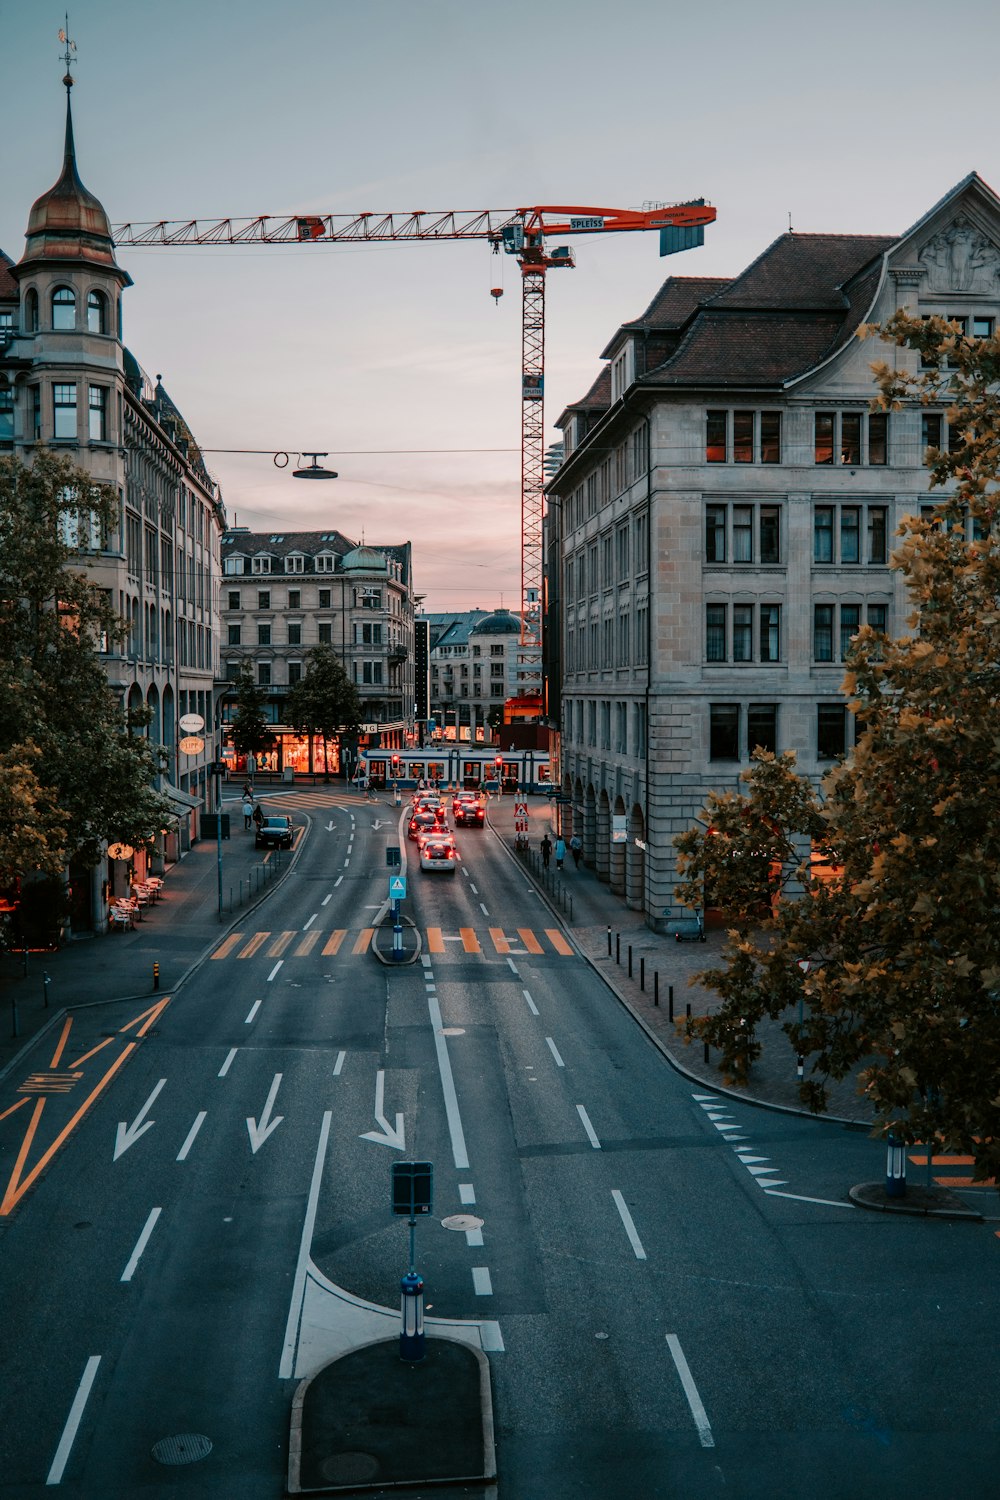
[706,410,728,463]
[52,285,76,330]
[817,409,887,465]
[285,554,304,573]
[839,603,861,660]
[922,413,943,453]
[29,385,40,440]
[760,604,780,662]
[25,288,39,332]
[252,556,271,574]
[318,622,332,644]
[257,590,270,609]
[288,589,300,608]
[759,506,780,563]
[258,661,271,686]
[288,622,301,645]
[706,505,726,562]
[0,386,13,446]
[88,385,108,441]
[732,505,753,561]
[228,590,240,610]
[760,412,781,464]
[868,507,887,564]
[257,624,271,646]
[288,661,302,685]
[868,413,888,466]
[817,704,847,759]
[710,704,740,760]
[814,503,886,565]
[86,290,107,333]
[53,382,77,440]
[227,624,241,646]
[318,588,331,608]
[841,413,862,466]
[707,503,781,565]
[867,602,888,634]
[747,703,777,755]
[841,507,861,564]
[814,604,834,662]
[733,604,753,662]
[225,660,240,682]
[733,411,754,464]
[706,604,727,662]
[815,412,835,465]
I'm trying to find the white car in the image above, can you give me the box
[419,836,458,873]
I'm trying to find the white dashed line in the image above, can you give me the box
[245,1001,261,1024]
[480,902,490,916]
[47,1357,101,1484]
[611,1190,647,1259]
[507,957,519,976]
[576,1105,601,1149]
[523,990,539,1016]
[303,913,317,930]
[545,1037,565,1067]
[267,961,283,982]
[333,1051,345,1076]
[120,1208,162,1282]
[666,1334,715,1448]
[472,1267,493,1295]
[459,1183,476,1204]
[218,1047,237,1077]
[322,894,332,906]
[176,1112,206,1162]
[335,874,344,886]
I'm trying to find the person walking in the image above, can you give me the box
[252,802,264,831]
[540,834,552,870]
[242,793,254,830]
[554,836,566,871]
[570,833,582,868]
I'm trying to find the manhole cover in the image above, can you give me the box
[151,1434,213,1466]
[321,1451,380,1484]
[441,1214,484,1231]
[439,1026,465,1036]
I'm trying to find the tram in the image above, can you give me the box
[358,746,551,793]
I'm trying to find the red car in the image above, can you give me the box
[408,810,439,841]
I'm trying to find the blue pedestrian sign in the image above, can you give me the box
[389,874,407,900]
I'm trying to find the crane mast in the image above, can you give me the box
[112,200,716,705]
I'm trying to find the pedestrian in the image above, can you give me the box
[242,793,254,830]
[540,834,552,870]
[252,802,264,830]
[570,833,582,868]
[555,836,566,871]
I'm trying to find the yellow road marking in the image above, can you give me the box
[908,1154,973,1165]
[18,1073,83,1095]
[322,929,347,955]
[545,930,573,955]
[460,928,481,953]
[518,928,543,954]
[68,1036,115,1068]
[49,1016,73,1069]
[352,929,374,954]
[239,932,270,959]
[426,928,445,954]
[295,930,322,957]
[212,932,245,960]
[0,1097,30,1124]
[489,928,510,954]
[268,931,297,957]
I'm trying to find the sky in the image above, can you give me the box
[5,0,1000,611]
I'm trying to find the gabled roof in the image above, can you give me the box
[600,275,730,356]
[0,250,17,300]
[221,528,356,559]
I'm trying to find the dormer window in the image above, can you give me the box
[315,552,335,572]
[52,286,76,331]
[223,554,245,576]
[87,290,107,334]
[252,555,272,574]
[285,553,305,573]
[611,348,631,402]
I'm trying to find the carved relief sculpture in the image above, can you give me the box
[919,217,999,293]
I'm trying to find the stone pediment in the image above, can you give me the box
[918,215,1000,294]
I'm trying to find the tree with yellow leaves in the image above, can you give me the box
[675,312,1000,1180]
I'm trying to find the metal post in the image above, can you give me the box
[885,1132,907,1198]
[628,944,633,979]
[668,984,673,1020]
[216,768,224,920]
[686,1002,691,1020]
[654,972,659,1007]
[616,934,620,965]
[399,1269,425,1362]
[607,925,611,956]
[640,957,645,991]
[704,1041,710,1065]
[42,971,50,1008]
[392,899,403,962]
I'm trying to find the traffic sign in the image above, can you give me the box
[389,874,407,900]
[386,845,401,867]
[391,1160,433,1217]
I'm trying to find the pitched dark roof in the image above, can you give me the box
[561,365,611,416]
[704,232,894,311]
[221,528,357,558]
[0,250,17,300]
[601,275,731,355]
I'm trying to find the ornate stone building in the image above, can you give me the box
[547,173,1000,929]
[0,76,224,930]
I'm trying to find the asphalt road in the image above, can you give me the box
[0,791,998,1498]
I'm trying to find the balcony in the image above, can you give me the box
[388,644,408,663]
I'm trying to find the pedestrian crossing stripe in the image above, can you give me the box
[907,1147,996,1189]
[210,926,574,961]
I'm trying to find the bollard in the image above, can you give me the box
[11,995,18,1039]
[797,1054,804,1080]
[704,1041,710,1066]
[628,945,633,979]
[392,900,404,963]
[885,1132,907,1198]
[686,1002,691,1020]
[668,984,674,1021]
[654,972,659,1007]
[43,972,51,1008]
[640,957,645,992]
[607,925,612,956]
[616,934,620,965]
[399,1270,425,1362]
[152,961,160,992]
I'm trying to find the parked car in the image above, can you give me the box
[255,815,293,850]
[419,836,458,873]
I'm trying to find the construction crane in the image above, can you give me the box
[112,200,716,704]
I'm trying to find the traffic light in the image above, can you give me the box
[391,754,401,775]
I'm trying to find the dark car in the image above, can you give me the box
[454,796,485,827]
[408,810,439,841]
[255,815,293,849]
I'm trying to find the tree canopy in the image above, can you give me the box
[674,313,1000,1180]
[0,451,170,874]
[228,663,276,763]
[284,645,362,778]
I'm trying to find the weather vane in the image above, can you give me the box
[58,15,77,85]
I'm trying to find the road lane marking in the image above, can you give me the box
[322,894,332,905]
[507,958,519,976]
[295,930,322,957]
[428,992,470,1170]
[472,1267,493,1295]
[176,1112,207,1162]
[459,1183,476,1204]
[212,932,244,960]
[523,990,539,1016]
[303,913,318,930]
[267,961,284,981]
[47,1355,101,1484]
[460,928,481,953]
[517,928,543,954]
[489,928,510,954]
[470,884,478,894]
[576,1105,601,1149]
[764,1189,856,1208]
[665,1335,715,1448]
[247,1073,284,1153]
[219,1048,237,1078]
[334,874,344,886]
[121,1207,162,1281]
[611,1190,647,1259]
[238,932,270,959]
[479,902,490,916]
[427,928,445,954]
[352,929,374,954]
[545,1037,565,1068]
[545,929,573,955]
[322,930,347,955]
[466,1227,484,1247]
[268,932,296,957]
[280,1111,332,1379]
[113,1078,167,1161]
[245,1001,262,1024]
[480,1322,505,1352]
[333,1051,345,1076]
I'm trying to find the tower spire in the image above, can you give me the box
[58,16,78,166]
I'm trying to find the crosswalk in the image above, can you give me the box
[212,925,575,962]
[907,1147,996,1190]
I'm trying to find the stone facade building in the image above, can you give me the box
[423,607,521,742]
[219,528,416,772]
[547,173,1000,929]
[0,78,224,931]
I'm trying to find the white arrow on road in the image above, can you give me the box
[326,820,335,832]
[114,1077,166,1160]
[371,818,390,830]
[359,1069,405,1151]
[247,1072,285,1154]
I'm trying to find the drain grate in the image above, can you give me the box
[151,1433,213,1466]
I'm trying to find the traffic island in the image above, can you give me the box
[849,1182,983,1220]
[288,1336,496,1494]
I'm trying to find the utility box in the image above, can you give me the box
[200,813,231,840]
[282,766,294,783]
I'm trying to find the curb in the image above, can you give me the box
[848,1182,984,1221]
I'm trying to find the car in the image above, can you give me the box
[408,810,439,841]
[419,836,458,873]
[255,815,293,849]
[454,796,485,827]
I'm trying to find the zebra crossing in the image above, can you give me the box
[212,925,576,963]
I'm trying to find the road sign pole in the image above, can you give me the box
[393,899,403,961]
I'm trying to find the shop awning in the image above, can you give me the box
[162,783,203,816]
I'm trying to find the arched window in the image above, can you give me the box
[25,288,39,333]
[52,286,76,330]
[87,290,107,334]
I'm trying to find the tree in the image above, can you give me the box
[0,743,70,886]
[674,313,1000,1181]
[0,451,170,870]
[284,645,362,780]
[228,663,275,767]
